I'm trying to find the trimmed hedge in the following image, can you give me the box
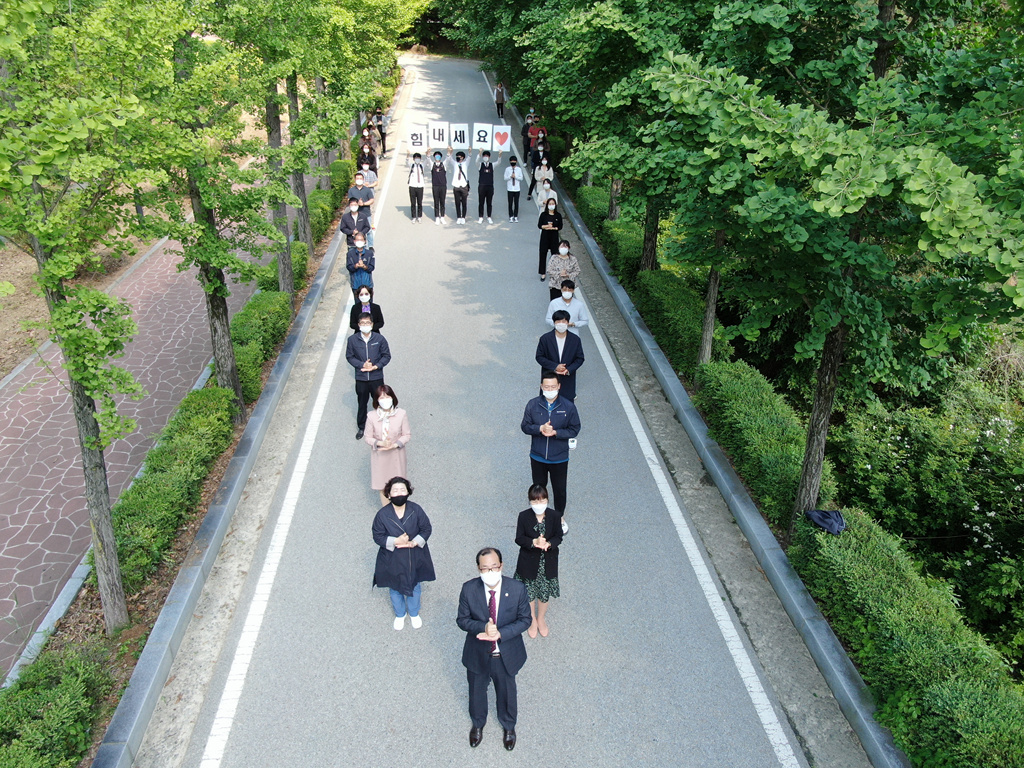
[633,267,733,381]
[256,243,309,293]
[106,387,237,593]
[573,184,610,230]
[0,647,111,768]
[330,159,356,209]
[308,189,334,244]
[233,341,263,403]
[229,291,291,362]
[693,360,836,527]
[600,219,643,286]
[791,510,1024,767]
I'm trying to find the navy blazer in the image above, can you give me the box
[457,576,531,676]
[536,329,584,401]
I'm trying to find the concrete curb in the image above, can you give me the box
[91,232,344,768]
[544,158,911,767]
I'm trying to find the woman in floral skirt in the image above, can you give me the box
[514,484,564,638]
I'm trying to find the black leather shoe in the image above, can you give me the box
[355,429,364,439]
[469,726,483,748]
[503,728,516,751]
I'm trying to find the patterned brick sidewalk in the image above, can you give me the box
[0,238,257,677]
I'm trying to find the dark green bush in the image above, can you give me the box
[573,185,610,232]
[330,159,356,209]
[234,340,264,403]
[0,647,110,768]
[600,219,643,286]
[791,509,1024,767]
[256,243,309,293]
[546,135,566,166]
[230,291,291,361]
[633,267,733,382]
[307,189,334,244]
[694,360,836,527]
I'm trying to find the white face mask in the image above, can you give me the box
[554,323,568,333]
[531,502,548,515]
[361,165,369,171]
[561,291,573,300]
[542,388,558,400]
[358,294,370,303]
[359,326,372,335]
[558,246,569,255]
[480,570,502,588]
[354,242,365,249]
[349,205,358,213]
[543,183,551,189]
[547,204,556,211]
[378,397,393,410]
[355,180,363,187]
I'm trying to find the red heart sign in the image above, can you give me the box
[494,131,509,146]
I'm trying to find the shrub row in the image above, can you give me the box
[106,386,237,594]
[693,360,836,527]
[256,243,310,294]
[229,291,292,403]
[330,158,356,210]
[0,647,111,767]
[791,509,1024,767]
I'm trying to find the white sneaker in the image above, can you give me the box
[435,217,441,226]
[561,520,569,534]
[509,216,514,222]
[487,217,493,224]
[478,217,484,224]
[540,274,546,281]
[410,615,423,629]
[394,615,406,630]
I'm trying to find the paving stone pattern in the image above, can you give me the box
[0,239,258,677]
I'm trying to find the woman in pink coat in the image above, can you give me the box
[364,385,411,506]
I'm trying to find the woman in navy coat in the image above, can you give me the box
[371,477,435,630]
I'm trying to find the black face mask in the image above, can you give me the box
[389,494,409,507]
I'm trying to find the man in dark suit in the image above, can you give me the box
[535,309,585,402]
[456,547,532,751]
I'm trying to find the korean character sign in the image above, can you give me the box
[472,124,493,151]
[428,121,449,150]
[408,124,427,153]
[449,123,470,150]
[491,125,512,152]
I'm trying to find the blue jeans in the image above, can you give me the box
[389,583,421,617]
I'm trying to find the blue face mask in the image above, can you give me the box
[434,155,442,162]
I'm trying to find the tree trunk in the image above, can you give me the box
[265,79,293,296]
[607,177,622,221]
[286,72,314,260]
[186,169,246,423]
[871,0,897,79]
[639,198,659,272]
[32,240,128,634]
[787,322,848,544]
[697,273,721,372]
[315,76,331,190]
[582,169,593,187]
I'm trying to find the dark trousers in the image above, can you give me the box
[527,175,538,197]
[507,190,520,218]
[453,187,469,218]
[432,184,447,218]
[468,658,517,730]
[355,377,383,430]
[409,187,423,219]
[539,233,559,275]
[531,458,568,513]
[496,102,504,118]
[379,132,387,155]
[478,185,494,217]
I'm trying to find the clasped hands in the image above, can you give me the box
[360,359,377,372]
[476,620,501,642]
[376,436,397,450]
[394,533,417,549]
[533,535,551,551]
[554,363,568,375]
[539,420,556,437]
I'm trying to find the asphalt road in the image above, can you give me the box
[174,56,809,768]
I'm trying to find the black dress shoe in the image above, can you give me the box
[355,429,364,439]
[503,728,516,751]
[469,726,483,748]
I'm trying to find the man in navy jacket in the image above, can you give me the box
[457,547,532,751]
[520,371,581,524]
[535,309,584,401]
[345,313,391,439]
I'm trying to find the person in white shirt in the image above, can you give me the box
[359,162,379,189]
[451,150,472,224]
[407,152,426,222]
[476,149,502,223]
[544,280,589,334]
[535,179,557,211]
[503,156,525,222]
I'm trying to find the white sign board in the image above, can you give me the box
[472,123,493,151]
[491,125,513,152]
[408,124,427,153]
[428,121,449,149]
[449,123,470,150]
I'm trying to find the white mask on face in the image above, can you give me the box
[561,290,574,301]
[377,397,393,410]
[543,388,558,400]
[358,293,370,303]
[543,183,551,189]
[354,241,365,249]
[361,164,369,171]
[554,322,568,333]
[547,204,556,211]
[558,246,569,255]
[480,570,502,587]
[531,502,548,515]
[349,205,358,213]
[359,325,372,335]
[355,180,363,187]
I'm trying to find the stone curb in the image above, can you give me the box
[91,232,344,768]
[548,170,911,768]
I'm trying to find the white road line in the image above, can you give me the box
[372,135,403,230]
[581,297,801,767]
[199,290,353,768]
